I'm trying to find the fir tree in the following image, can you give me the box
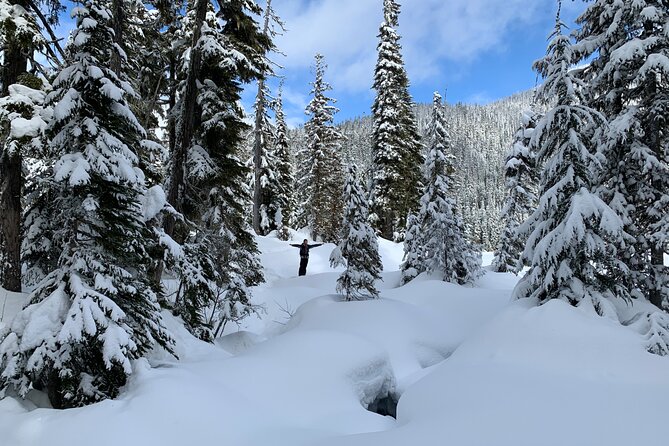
[370,0,423,241]
[123,0,170,187]
[252,76,278,235]
[0,0,45,291]
[330,164,382,300]
[163,0,269,338]
[513,10,631,317]
[304,53,344,242]
[0,0,173,408]
[575,0,669,311]
[418,92,481,285]
[252,0,285,236]
[400,212,423,285]
[491,110,539,274]
[2,78,50,288]
[271,83,296,240]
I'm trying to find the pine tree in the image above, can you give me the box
[304,53,344,242]
[0,0,174,408]
[271,83,296,240]
[0,0,46,291]
[418,92,481,285]
[491,110,539,274]
[252,76,278,235]
[252,0,285,236]
[400,212,423,285]
[513,10,632,317]
[293,129,311,230]
[369,0,423,241]
[575,0,669,310]
[330,164,382,300]
[162,0,269,338]
[123,0,170,187]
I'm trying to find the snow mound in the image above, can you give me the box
[317,299,669,446]
[284,295,457,391]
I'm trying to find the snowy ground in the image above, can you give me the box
[1,234,668,446]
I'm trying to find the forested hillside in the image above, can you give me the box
[289,89,536,249]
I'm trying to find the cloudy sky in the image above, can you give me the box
[245,0,586,127]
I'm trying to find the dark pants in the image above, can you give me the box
[299,257,309,276]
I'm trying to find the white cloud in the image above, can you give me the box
[274,0,550,93]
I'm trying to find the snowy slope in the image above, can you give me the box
[1,232,668,446]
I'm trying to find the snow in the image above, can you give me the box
[141,185,168,222]
[1,231,668,446]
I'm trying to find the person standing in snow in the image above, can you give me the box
[290,239,323,276]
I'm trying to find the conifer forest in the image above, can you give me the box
[0,0,667,445]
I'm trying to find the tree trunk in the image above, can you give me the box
[252,79,264,235]
[649,247,665,309]
[0,0,30,292]
[646,65,666,309]
[0,152,22,292]
[251,1,272,235]
[110,0,124,76]
[164,0,207,240]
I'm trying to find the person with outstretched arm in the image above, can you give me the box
[290,239,323,276]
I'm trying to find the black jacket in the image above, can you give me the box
[290,243,323,258]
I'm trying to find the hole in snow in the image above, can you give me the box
[365,392,399,419]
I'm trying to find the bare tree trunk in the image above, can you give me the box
[0,151,22,292]
[0,0,30,292]
[252,79,264,235]
[164,0,207,240]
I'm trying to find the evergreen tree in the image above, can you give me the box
[252,76,278,235]
[575,0,669,310]
[271,83,296,240]
[369,0,423,241]
[304,53,344,242]
[418,92,481,284]
[123,0,170,186]
[0,0,173,408]
[252,0,285,236]
[330,164,382,300]
[491,110,539,274]
[0,0,45,291]
[293,128,311,230]
[400,212,423,285]
[513,11,631,317]
[163,0,269,338]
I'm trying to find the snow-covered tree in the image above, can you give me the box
[271,83,296,240]
[252,0,285,235]
[252,76,278,235]
[0,77,49,283]
[400,212,423,285]
[0,0,46,291]
[123,0,170,187]
[330,164,382,300]
[575,0,669,311]
[513,13,632,316]
[0,0,174,408]
[369,0,423,241]
[158,0,271,338]
[491,110,539,274]
[418,92,481,284]
[304,53,344,242]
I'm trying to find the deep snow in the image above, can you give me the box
[0,233,668,446]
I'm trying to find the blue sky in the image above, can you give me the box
[246,0,587,127]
